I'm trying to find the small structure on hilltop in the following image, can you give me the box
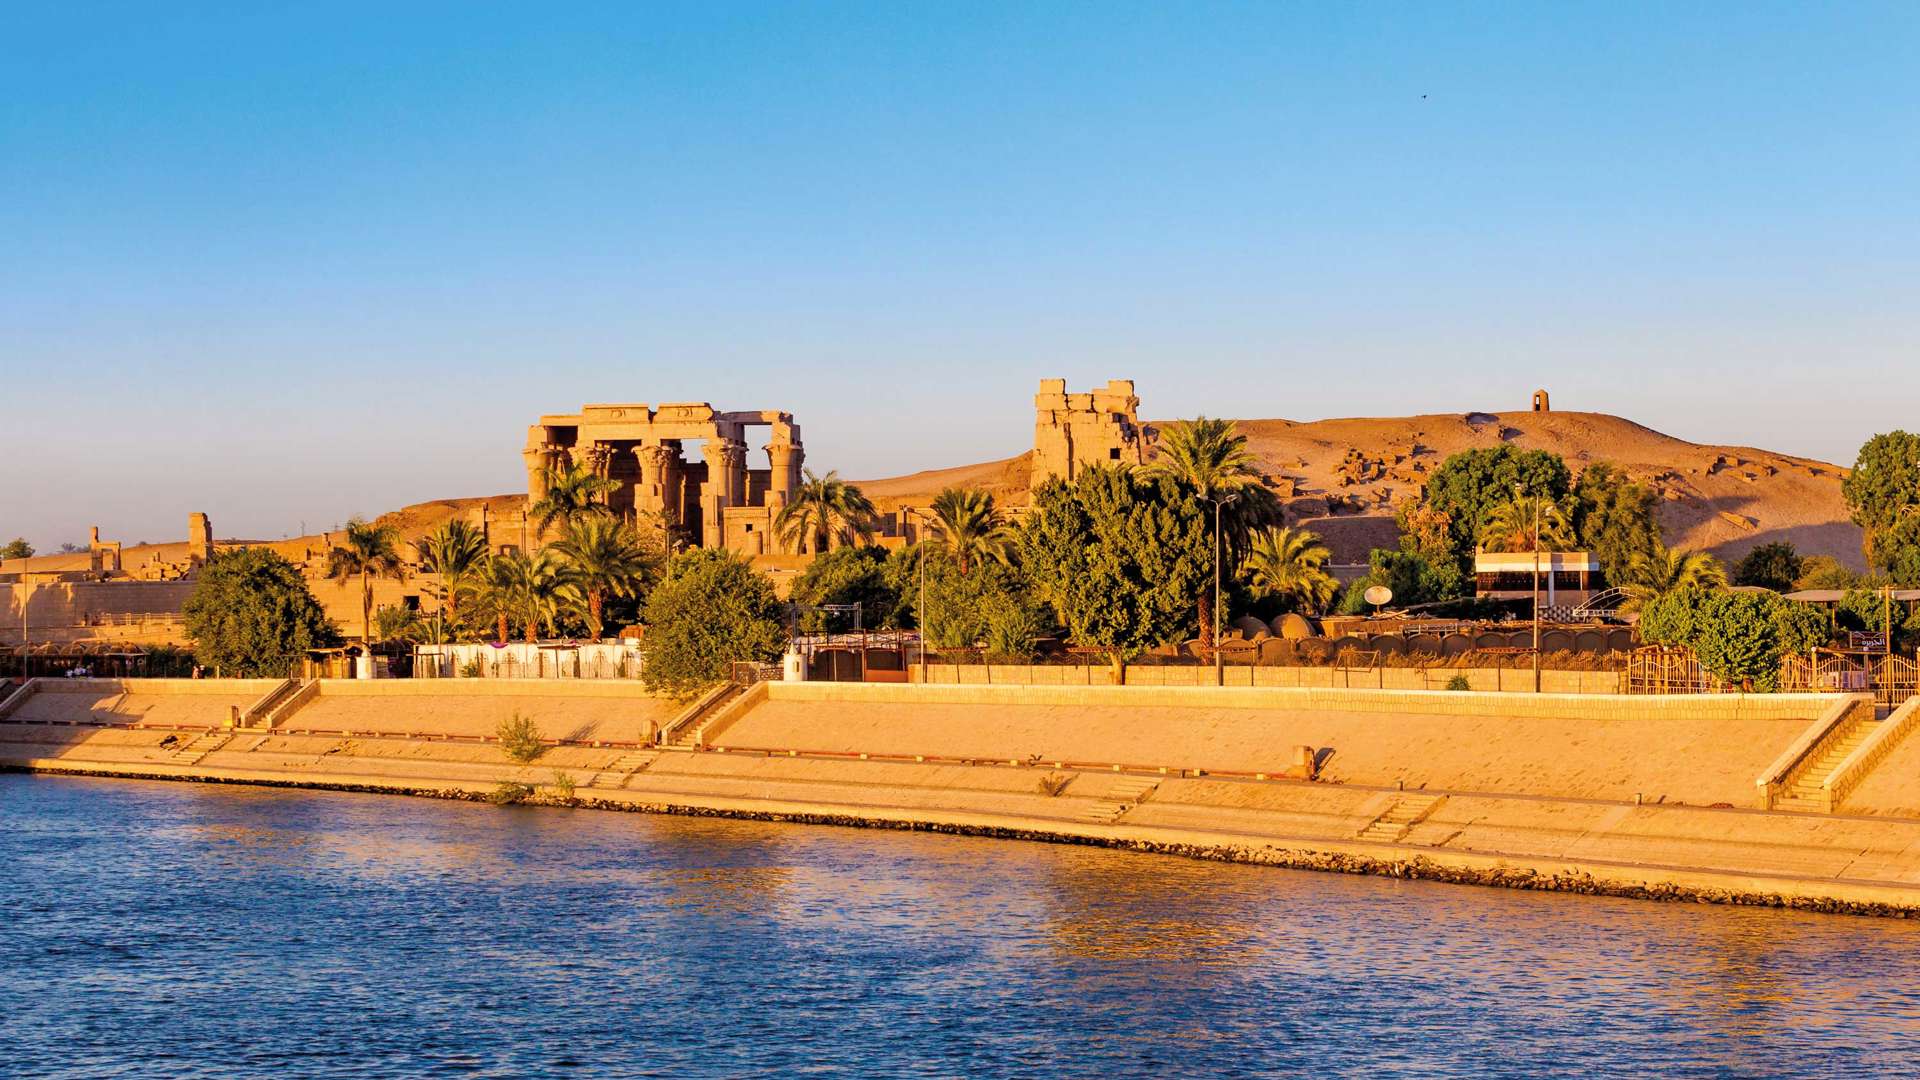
[1030,378,1149,490]
[1532,389,1551,412]
[524,402,803,554]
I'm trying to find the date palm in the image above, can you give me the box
[1245,526,1338,615]
[482,549,583,644]
[1479,496,1575,553]
[774,469,876,554]
[326,517,405,644]
[554,516,657,638]
[1622,542,1726,610]
[1146,417,1281,650]
[415,519,490,631]
[530,461,619,539]
[927,487,1011,575]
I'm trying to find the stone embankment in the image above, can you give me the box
[7,677,1920,917]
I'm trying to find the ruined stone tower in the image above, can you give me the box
[1030,379,1148,490]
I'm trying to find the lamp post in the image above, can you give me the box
[1515,484,1542,694]
[1206,493,1240,687]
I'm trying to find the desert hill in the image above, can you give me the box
[858,410,1864,570]
[10,411,1861,579]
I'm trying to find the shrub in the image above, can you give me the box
[488,782,533,806]
[549,769,577,799]
[460,658,484,678]
[642,548,787,695]
[1445,674,1472,691]
[1037,772,1073,797]
[497,711,547,763]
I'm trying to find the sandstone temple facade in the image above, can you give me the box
[523,403,804,553]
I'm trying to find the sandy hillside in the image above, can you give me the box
[14,411,1859,578]
[857,410,1863,569]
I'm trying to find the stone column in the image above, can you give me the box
[523,445,555,503]
[720,438,750,506]
[701,440,732,548]
[766,440,802,514]
[637,444,673,521]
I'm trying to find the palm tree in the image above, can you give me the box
[482,549,582,644]
[415,519,490,634]
[326,517,405,643]
[1622,542,1727,610]
[553,516,657,638]
[1245,526,1339,615]
[927,487,1011,575]
[774,469,876,554]
[1146,417,1281,650]
[1479,496,1575,553]
[529,461,619,538]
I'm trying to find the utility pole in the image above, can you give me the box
[1207,493,1239,687]
[1515,484,1542,693]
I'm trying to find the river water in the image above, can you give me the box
[3,775,1918,1078]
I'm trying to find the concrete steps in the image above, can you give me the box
[666,686,744,748]
[1077,777,1161,824]
[1778,720,1881,812]
[1356,793,1446,842]
[587,750,660,790]
[167,732,231,766]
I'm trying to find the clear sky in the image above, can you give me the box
[4,2,1916,548]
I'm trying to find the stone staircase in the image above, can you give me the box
[586,750,660,790]
[167,732,231,767]
[1355,793,1446,843]
[1077,777,1161,824]
[1774,718,1882,813]
[664,685,744,748]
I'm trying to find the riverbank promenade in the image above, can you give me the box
[5,677,1920,916]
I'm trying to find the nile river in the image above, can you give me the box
[3,775,1919,1077]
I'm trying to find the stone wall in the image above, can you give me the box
[1030,378,1148,490]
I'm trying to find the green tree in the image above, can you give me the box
[1420,446,1572,576]
[1337,547,1461,614]
[483,549,582,644]
[1867,512,1920,586]
[1621,542,1726,611]
[1794,555,1858,591]
[1018,465,1210,676]
[373,604,425,644]
[326,517,405,644]
[1,538,33,561]
[1571,463,1662,583]
[182,548,339,676]
[1732,541,1804,592]
[529,461,619,537]
[890,545,1044,652]
[791,545,902,632]
[641,548,787,694]
[774,469,876,554]
[1478,496,1575,553]
[926,486,1013,574]
[553,516,657,638]
[1842,431,1920,542]
[1640,587,1828,691]
[1244,526,1338,615]
[415,519,491,633]
[1146,417,1282,651]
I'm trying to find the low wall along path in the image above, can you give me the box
[5,677,1920,916]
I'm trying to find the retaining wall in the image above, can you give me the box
[904,663,1624,693]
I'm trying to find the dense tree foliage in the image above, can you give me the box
[183,548,339,676]
[1478,496,1574,553]
[790,545,902,631]
[925,487,1013,575]
[1146,417,1283,649]
[1794,554,1858,591]
[1732,541,1804,592]
[1418,446,1572,577]
[1570,463,1662,584]
[1866,513,1920,586]
[415,519,491,631]
[553,516,658,637]
[640,548,787,694]
[1244,526,1338,615]
[887,545,1049,658]
[1,538,33,560]
[1337,547,1461,614]
[1842,431,1920,539]
[774,470,876,553]
[529,462,618,536]
[1621,542,1726,611]
[1018,465,1210,673]
[1640,587,1829,691]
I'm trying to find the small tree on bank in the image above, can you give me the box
[182,548,340,676]
[640,548,787,695]
[1639,587,1828,691]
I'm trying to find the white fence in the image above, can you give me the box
[414,642,646,680]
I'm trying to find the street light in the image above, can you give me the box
[1205,492,1240,687]
[1514,484,1543,694]
[906,507,931,684]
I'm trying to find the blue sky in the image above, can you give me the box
[3,2,1916,547]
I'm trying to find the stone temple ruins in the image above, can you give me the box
[1029,378,1150,490]
[524,403,804,553]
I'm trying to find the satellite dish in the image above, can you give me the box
[1364,585,1394,609]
